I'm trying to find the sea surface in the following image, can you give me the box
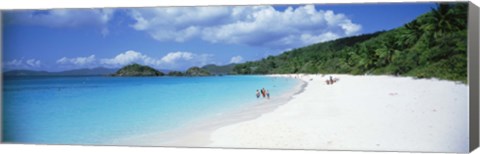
[2,75,300,145]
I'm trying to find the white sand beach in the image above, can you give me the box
[209,74,469,153]
[116,74,468,153]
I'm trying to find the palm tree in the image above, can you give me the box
[430,3,455,33]
[450,3,468,30]
[428,3,467,37]
[402,19,423,46]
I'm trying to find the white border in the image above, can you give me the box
[0,0,478,154]
[0,0,470,10]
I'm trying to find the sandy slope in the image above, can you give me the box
[209,74,469,153]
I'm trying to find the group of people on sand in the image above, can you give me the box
[326,76,339,85]
[256,88,270,99]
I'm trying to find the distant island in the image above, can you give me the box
[111,64,212,77]
[3,67,118,76]
[112,64,164,76]
[3,64,215,77]
[185,67,211,76]
[201,64,236,75]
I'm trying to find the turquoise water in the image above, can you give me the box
[2,75,299,145]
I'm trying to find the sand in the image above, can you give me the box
[115,74,469,152]
[208,74,469,153]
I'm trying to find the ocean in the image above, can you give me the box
[2,75,300,145]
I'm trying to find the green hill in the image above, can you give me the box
[167,71,185,76]
[185,67,211,76]
[232,3,468,82]
[112,64,164,76]
[202,64,236,75]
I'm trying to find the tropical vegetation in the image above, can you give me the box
[231,3,468,82]
[185,67,212,76]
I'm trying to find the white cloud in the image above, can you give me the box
[129,5,361,49]
[4,50,213,71]
[26,59,41,67]
[300,32,340,45]
[57,55,96,66]
[158,51,213,69]
[100,50,148,66]
[4,58,41,70]
[6,9,114,35]
[6,59,23,67]
[160,52,194,63]
[341,22,362,36]
[100,50,212,70]
[229,56,243,64]
[129,7,231,42]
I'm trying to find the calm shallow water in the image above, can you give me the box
[2,75,299,145]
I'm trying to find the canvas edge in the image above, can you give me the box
[0,2,476,153]
[0,10,3,144]
[469,1,480,152]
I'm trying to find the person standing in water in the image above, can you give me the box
[261,88,266,98]
[256,90,260,98]
[266,90,270,99]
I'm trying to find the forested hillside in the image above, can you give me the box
[232,3,468,82]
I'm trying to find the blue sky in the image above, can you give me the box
[2,3,436,71]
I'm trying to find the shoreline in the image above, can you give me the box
[208,74,468,152]
[110,74,468,152]
[111,75,307,147]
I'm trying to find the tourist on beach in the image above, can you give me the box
[261,88,266,98]
[326,76,335,85]
[256,90,260,98]
[266,90,270,99]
